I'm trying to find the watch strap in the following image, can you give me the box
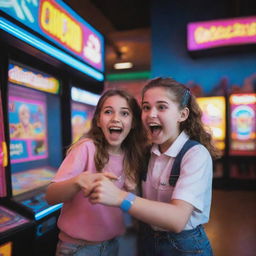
[120,192,135,212]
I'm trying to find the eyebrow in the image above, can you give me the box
[142,100,169,104]
[103,106,130,110]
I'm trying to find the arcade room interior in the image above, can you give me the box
[0,0,256,255]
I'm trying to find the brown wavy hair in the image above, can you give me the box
[142,77,220,159]
[68,89,148,183]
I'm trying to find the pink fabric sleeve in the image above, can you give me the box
[52,141,89,182]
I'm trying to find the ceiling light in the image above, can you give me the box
[114,62,133,70]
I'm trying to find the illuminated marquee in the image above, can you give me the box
[40,0,82,53]
[187,16,256,51]
[0,0,104,72]
[8,64,60,94]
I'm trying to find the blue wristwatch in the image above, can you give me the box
[120,193,135,212]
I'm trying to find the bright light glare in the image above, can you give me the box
[114,62,133,69]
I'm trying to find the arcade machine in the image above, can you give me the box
[228,93,256,189]
[0,0,105,254]
[196,96,227,187]
[71,86,100,142]
[0,83,34,256]
[6,61,63,255]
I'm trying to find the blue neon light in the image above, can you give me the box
[0,0,104,72]
[0,17,104,81]
[35,203,63,220]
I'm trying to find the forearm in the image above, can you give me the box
[128,197,193,233]
[45,177,80,205]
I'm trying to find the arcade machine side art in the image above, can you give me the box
[6,61,63,255]
[196,96,228,188]
[228,93,256,189]
[0,82,34,256]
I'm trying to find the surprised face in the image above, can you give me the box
[142,87,188,152]
[97,95,133,154]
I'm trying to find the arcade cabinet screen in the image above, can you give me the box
[9,85,48,163]
[197,96,226,153]
[71,102,95,142]
[229,93,256,156]
[8,85,56,196]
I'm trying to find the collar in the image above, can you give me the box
[151,131,189,157]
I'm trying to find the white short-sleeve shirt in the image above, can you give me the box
[142,131,213,230]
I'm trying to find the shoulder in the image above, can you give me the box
[185,143,211,162]
[180,143,212,179]
[68,138,95,155]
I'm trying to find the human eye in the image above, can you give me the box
[157,104,168,111]
[103,109,112,114]
[121,110,130,117]
[142,104,150,112]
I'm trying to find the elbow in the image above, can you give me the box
[45,194,54,205]
[166,221,186,234]
[172,225,185,234]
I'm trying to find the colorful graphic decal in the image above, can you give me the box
[0,0,104,71]
[8,92,48,163]
[0,206,29,233]
[0,241,12,256]
[71,102,95,143]
[8,63,60,94]
[0,91,7,197]
[230,94,256,155]
[11,167,55,195]
[188,16,256,51]
[197,96,226,152]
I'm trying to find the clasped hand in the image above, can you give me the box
[78,172,127,207]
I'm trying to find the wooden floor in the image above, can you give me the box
[118,189,256,256]
[205,189,256,256]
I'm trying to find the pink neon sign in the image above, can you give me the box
[187,16,256,51]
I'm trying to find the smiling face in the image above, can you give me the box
[142,87,189,153]
[19,104,30,127]
[97,95,133,154]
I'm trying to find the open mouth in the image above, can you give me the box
[109,127,123,134]
[149,124,162,134]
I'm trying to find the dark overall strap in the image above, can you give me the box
[141,146,151,182]
[169,139,199,186]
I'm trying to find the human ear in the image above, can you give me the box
[179,107,189,122]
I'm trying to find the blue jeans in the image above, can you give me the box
[138,224,213,256]
[55,237,119,256]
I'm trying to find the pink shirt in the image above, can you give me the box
[52,139,130,242]
[142,131,213,230]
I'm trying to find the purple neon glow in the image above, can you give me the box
[187,16,256,51]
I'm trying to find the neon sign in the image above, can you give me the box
[40,0,82,53]
[0,0,104,72]
[8,64,60,94]
[187,16,256,51]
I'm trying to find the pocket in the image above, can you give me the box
[168,228,207,255]
[55,241,82,256]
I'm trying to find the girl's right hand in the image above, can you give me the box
[76,172,117,197]
[89,176,128,207]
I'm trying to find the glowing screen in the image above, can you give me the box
[71,102,95,143]
[229,93,256,155]
[197,96,226,152]
[8,85,48,163]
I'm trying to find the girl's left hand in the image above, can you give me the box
[89,176,127,207]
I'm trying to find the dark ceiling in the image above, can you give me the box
[90,0,151,31]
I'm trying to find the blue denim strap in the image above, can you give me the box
[169,139,199,186]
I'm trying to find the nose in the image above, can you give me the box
[148,107,158,118]
[111,112,120,122]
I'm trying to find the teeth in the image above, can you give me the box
[109,127,122,130]
[109,127,122,133]
[149,124,159,127]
